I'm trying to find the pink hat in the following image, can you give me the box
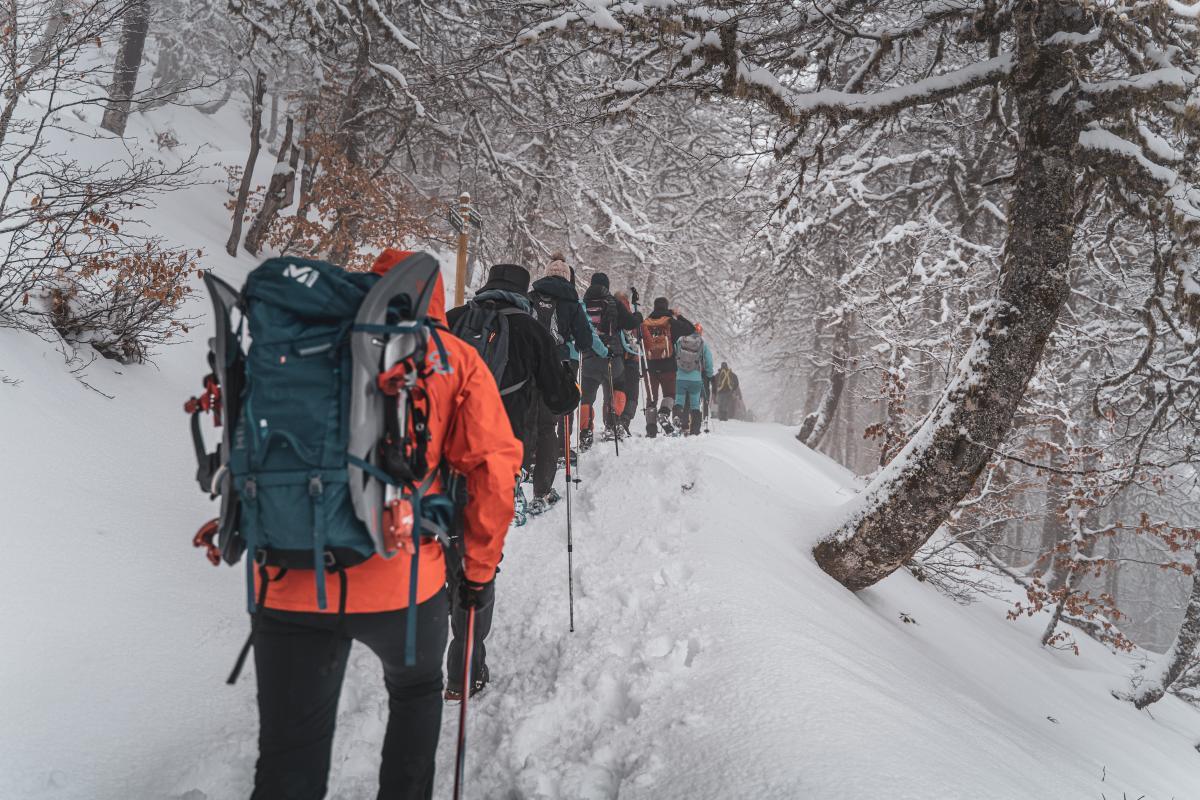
[544,256,570,280]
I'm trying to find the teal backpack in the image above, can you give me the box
[185,253,462,681]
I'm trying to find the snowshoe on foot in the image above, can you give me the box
[445,663,490,701]
[513,485,529,527]
[579,428,594,452]
[527,488,562,516]
[556,449,579,469]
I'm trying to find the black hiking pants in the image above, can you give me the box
[526,397,562,497]
[717,390,735,421]
[252,592,448,800]
[446,573,496,693]
[620,357,640,427]
[580,355,624,429]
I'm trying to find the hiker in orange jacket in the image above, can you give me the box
[251,248,523,800]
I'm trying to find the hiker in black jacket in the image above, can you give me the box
[713,361,740,421]
[640,297,696,435]
[525,254,606,513]
[445,263,580,698]
[580,272,643,449]
[448,264,579,441]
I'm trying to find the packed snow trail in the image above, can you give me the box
[174,423,1200,799]
[6,322,1200,798]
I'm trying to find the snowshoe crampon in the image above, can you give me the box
[445,664,490,702]
[527,488,561,516]
[513,485,529,527]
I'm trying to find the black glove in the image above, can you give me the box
[458,577,494,609]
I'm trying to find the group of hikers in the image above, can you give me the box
[186,248,744,799]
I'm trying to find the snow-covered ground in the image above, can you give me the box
[4,102,1200,800]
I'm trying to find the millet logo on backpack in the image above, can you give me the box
[283,264,319,288]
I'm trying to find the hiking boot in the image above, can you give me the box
[527,488,561,516]
[579,428,594,451]
[445,663,490,701]
[556,449,579,469]
[671,405,685,436]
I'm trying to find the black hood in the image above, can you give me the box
[480,263,531,295]
[583,283,611,302]
[531,275,578,301]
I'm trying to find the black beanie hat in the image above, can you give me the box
[653,297,669,313]
[482,263,531,294]
[591,272,610,290]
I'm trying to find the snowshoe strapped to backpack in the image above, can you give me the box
[676,333,705,373]
[186,253,461,676]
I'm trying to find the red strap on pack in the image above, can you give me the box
[192,518,221,566]
[378,361,414,396]
[184,375,223,426]
[382,497,416,553]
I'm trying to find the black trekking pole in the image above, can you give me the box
[453,602,476,800]
[605,359,619,458]
[563,412,577,632]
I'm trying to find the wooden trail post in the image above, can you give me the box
[448,193,482,307]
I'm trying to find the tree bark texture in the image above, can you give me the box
[225,71,265,258]
[1131,547,1200,709]
[100,0,151,137]
[797,314,849,449]
[813,1,1085,591]
[244,116,296,256]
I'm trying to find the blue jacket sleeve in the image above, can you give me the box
[703,344,714,379]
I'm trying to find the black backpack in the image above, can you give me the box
[585,295,616,347]
[451,299,529,396]
[531,293,565,347]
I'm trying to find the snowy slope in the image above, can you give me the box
[4,101,1200,800]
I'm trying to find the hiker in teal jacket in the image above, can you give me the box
[672,325,713,436]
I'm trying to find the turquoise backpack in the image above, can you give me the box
[186,254,461,681]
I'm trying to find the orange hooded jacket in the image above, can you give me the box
[262,249,523,614]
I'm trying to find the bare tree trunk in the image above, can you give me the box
[1130,546,1200,709]
[813,1,1085,590]
[797,311,850,449]
[100,0,151,136]
[1038,417,1069,579]
[225,71,266,258]
[31,0,68,64]
[243,116,296,256]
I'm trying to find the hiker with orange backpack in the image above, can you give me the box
[188,249,523,799]
[641,297,697,436]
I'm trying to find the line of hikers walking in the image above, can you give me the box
[185,247,742,799]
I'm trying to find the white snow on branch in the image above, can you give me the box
[1080,127,1200,221]
[738,53,1014,118]
[364,0,419,50]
